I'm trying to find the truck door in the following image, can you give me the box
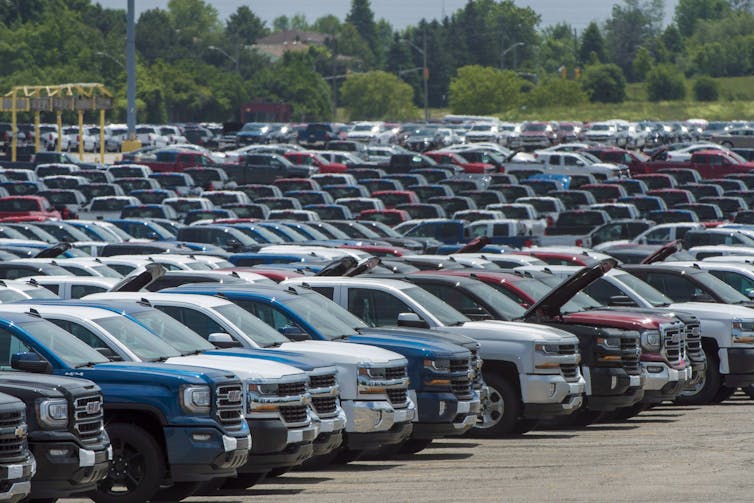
[346,287,415,327]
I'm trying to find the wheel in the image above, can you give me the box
[470,372,524,437]
[711,386,736,404]
[675,349,721,405]
[221,472,267,490]
[89,423,165,503]
[152,482,202,502]
[398,438,433,455]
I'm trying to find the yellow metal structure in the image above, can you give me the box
[1,83,113,163]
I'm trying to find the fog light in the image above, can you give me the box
[192,433,212,442]
[647,366,664,373]
[49,448,71,457]
[374,411,383,427]
[549,383,557,396]
[438,401,446,416]
[611,376,617,389]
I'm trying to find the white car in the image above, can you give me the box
[664,143,726,163]
[135,125,169,147]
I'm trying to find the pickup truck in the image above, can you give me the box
[0,151,99,170]
[382,153,461,174]
[539,209,612,247]
[646,150,754,178]
[118,150,218,173]
[281,276,586,437]
[223,153,317,185]
[0,309,251,502]
[582,146,652,175]
[162,283,483,454]
[504,151,629,180]
[0,196,62,220]
[396,218,535,247]
[0,392,34,502]
[0,373,110,501]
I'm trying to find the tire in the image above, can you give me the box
[89,423,165,503]
[398,438,433,455]
[675,349,721,405]
[152,482,202,502]
[470,372,525,437]
[221,472,267,490]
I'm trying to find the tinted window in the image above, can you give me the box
[70,285,108,299]
[156,305,225,338]
[348,288,414,327]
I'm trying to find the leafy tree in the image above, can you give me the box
[632,46,654,81]
[346,0,378,56]
[525,79,588,108]
[448,65,524,114]
[604,0,665,80]
[136,9,179,63]
[646,64,686,101]
[167,0,222,43]
[581,63,626,102]
[675,0,729,36]
[226,6,268,45]
[290,13,310,31]
[273,15,290,32]
[337,22,374,68]
[579,22,605,64]
[693,75,719,101]
[538,23,578,74]
[312,15,341,35]
[341,71,418,120]
[661,25,684,62]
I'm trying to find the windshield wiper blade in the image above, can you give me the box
[75,361,101,368]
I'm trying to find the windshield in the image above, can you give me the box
[131,309,214,355]
[25,288,58,299]
[523,123,547,132]
[0,290,26,302]
[95,315,181,361]
[465,281,526,319]
[364,221,401,237]
[284,295,362,339]
[692,270,750,304]
[20,320,109,368]
[613,271,673,306]
[214,303,290,347]
[534,275,604,312]
[403,286,469,326]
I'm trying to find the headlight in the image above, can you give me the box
[248,382,279,395]
[640,330,661,352]
[423,359,450,372]
[597,336,621,349]
[358,366,386,379]
[180,385,211,414]
[38,399,68,428]
[732,319,754,343]
[535,343,560,354]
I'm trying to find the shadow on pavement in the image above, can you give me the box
[427,441,480,449]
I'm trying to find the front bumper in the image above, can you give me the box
[30,441,111,499]
[641,361,689,404]
[721,347,754,387]
[344,421,414,451]
[0,457,35,503]
[242,419,318,472]
[411,391,481,439]
[340,399,415,433]
[165,427,251,482]
[520,374,585,418]
[584,366,645,411]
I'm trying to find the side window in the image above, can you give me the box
[70,285,107,299]
[49,319,109,351]
[311,287,334,300]
[234,300,295,332]
[583,279,627,305]
[1,267,34,280]
[347,288,413,327]
[61,265,88,277]
[155,305,225,338]
[563,155,578,166]
[711,270,754,297]
[643,272,699,302]
[419,283,490,316]
[644,227,671,244]
[0,327,31,370]
[42,284,60,295]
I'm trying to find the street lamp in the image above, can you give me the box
[501,42,525,70]
[94,51,125,70]
[208,45,240,74]
[403,35,429,123]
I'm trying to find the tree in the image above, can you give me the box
[675,0,729,36]
[632,46,654,81]
[604,0,665,80]
[579,22,605,64]
[226,6,268,45]
[581,64,627,102]
[539,23,578,74]
[525,79,589,108]
[340,71,418,120]
[661,24,684,62]
[272,15,290,32]
[136,9,179,63]
[346,0,378,56]
[448,65,524,114]
[312,14,341,35]
[167,0,222,43]
[693,76,719,101]
[646,64,686,101]
[337,22,374,68]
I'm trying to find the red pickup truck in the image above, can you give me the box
[582,147,652,175]
[120,150,217,173]
[283,152,347,173]
[646,150,754,178]
[0,196,61,220]
[424,151,495,174]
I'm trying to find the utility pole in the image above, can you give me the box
[125,0,138,150]
[422,32,428,123]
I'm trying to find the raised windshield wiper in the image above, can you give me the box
[265,341,284,348]
[332,334,349,341]
[75,361,101,368]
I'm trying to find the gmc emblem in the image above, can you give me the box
[86,401,101,414]
[227,390,242,402]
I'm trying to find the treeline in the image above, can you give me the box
[0,0,752,122]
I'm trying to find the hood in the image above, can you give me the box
[279,340,406,366]
[669,301,754,320]
[315,256,358,276]
[563,310,674,330]
[453,236,490,254]
[345,333,469,360]
[167,354,306,380]
[523,259,616,320]
[640,240,683,264]
[445,320,578,343]
[357,326,479,349]
[0,371,100,398]
[80,360,237,385]
[110,263,165,292]
[205,347,336,372]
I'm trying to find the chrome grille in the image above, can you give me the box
[311,396,338,417]
[216,384,244,432]
[310,374,337,389]
[558,344,578,355]
[662,324,683,363]
[280,404,308,425]
[560,363,579,380]
[621,335,641,375]
[385,366,407,380]
[0,409,27,463]
[387,388,408,407]
[0,411,22,429]
[450,359,469,373]
[74,395,104,445]
[686,322,703,354]
[278,381,307,396]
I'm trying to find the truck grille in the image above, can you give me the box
[558,344,578,355]
[662,324,683,363]
[686,322,703,355]
[451,375,474,400]
[469,348,485,390]
[0,409,27,463]
[450,358,469,373]
[216,384,245,432]
[560,363,579,380]
[621,335,641,375]
[385,366,407,380]
[73,395,104,446]
[387,388,408,407]
[278,381,307,396]
[311,396,338,417]
[310,374,337,389]
[280,404,309,425]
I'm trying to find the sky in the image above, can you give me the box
[99,1,681,30]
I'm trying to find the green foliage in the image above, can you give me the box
[604,0,665,80]
[579,22,605,64]
[346,0,378,57]
[337,22,374,68]
[226,6,269,44]
[581,64,627,103]
[539,23,578,74]
[525,79,588,108]
[340,71,418,120]
[674,0,729,37]
[693,75,719,100]
[646,65,687,101]
[448,65,524,114]
[632,47,654,81]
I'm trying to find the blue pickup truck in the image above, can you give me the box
[0,310,251,502]
[163,283,484,454]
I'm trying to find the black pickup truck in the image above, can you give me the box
[222,153,317,185]
[0,151,99,170]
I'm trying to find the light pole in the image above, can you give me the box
[208,45,240,74]
[403,34,429,123]
[126,0,137,148]
[501,41,525,70]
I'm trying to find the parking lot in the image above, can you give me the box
[66,393,754,502]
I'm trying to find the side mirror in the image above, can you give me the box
[397,312,429,329]
[747,290,754,300]
[607,295,638,307]
[146,232,159,240]
[96,347,123,361]
[11,352,53,374]
[576,161,585,166]
[691,292,714,303]
[208,332,242,348]
[225,239,242,252]
[278,325,310,341]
